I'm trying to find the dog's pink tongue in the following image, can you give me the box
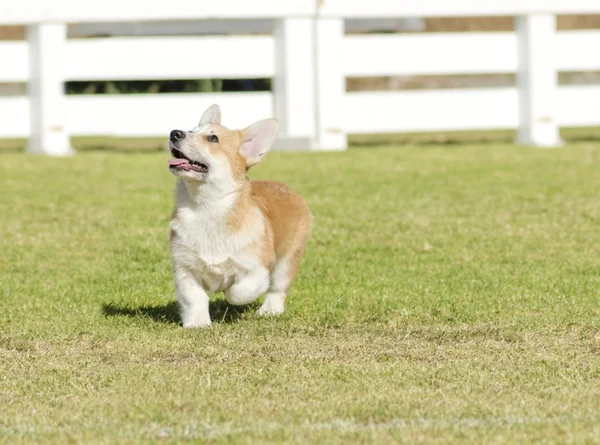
[168,158,191,170]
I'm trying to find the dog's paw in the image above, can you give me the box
[257,302,284,317]
[182,317,212,328]
[257,306,284,317]
[258,292,285,317]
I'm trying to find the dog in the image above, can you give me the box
[168,105,311,327]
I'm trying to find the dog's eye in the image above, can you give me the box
[206,134,219,143]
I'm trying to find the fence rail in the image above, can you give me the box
[1,0,600,154]
[0,37,275,82]
[0,0,316,23]
[317,0,600,17]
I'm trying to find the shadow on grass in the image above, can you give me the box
[102,299,253,325]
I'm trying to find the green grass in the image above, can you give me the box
[1,142,600,444]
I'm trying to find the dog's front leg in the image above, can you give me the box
[223,267,269,306]
[174,267,211,328]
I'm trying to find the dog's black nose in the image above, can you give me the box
[170,129,185,142]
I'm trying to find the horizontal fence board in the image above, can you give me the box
[4,0,600,23]
[344,89,519,133]
[557,31,600,72]
[67,92,273,136]
[0,97,28,137]
[0,41,28,82]
[0,93,273,138]
[0,0,315,25]
[0,86,600,137]
[0,37,274,82]
[320,0,600,18]
[344,30,600,77]
[344,86,600,133]
[2,30,598,82]
[66,36,275,81]
[344,33,517,77]
[557,86,600,127]
[2,87,600,139]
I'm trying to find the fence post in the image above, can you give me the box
[515,14,562,147]
[273,18,315,150]
[26,23,73,156]
[314,17,347,151]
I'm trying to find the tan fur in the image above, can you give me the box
[252,180,311,264]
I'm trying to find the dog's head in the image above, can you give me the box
[168,104,278,186]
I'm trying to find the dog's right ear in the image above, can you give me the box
[199,104,221,126]
[240,119,279,168]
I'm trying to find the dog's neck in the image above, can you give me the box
[177,178,251,214]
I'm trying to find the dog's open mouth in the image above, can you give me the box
[168,148,209,173]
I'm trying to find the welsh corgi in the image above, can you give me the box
[168,105,311,328]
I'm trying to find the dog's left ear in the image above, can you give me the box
[199,104,221,126]
[240,119,279,168]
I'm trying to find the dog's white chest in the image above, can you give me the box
[171,237,245,294]
[170,206,258,294]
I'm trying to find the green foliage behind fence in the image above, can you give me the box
[66,79,271,95]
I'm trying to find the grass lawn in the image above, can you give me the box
[1,141,600,444]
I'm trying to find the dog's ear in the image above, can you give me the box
[240,119,279,168]
[199,104,221,126]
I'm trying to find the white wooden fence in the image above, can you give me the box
[1,0,600,155]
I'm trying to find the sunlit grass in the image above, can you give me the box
[1,142,599,444]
